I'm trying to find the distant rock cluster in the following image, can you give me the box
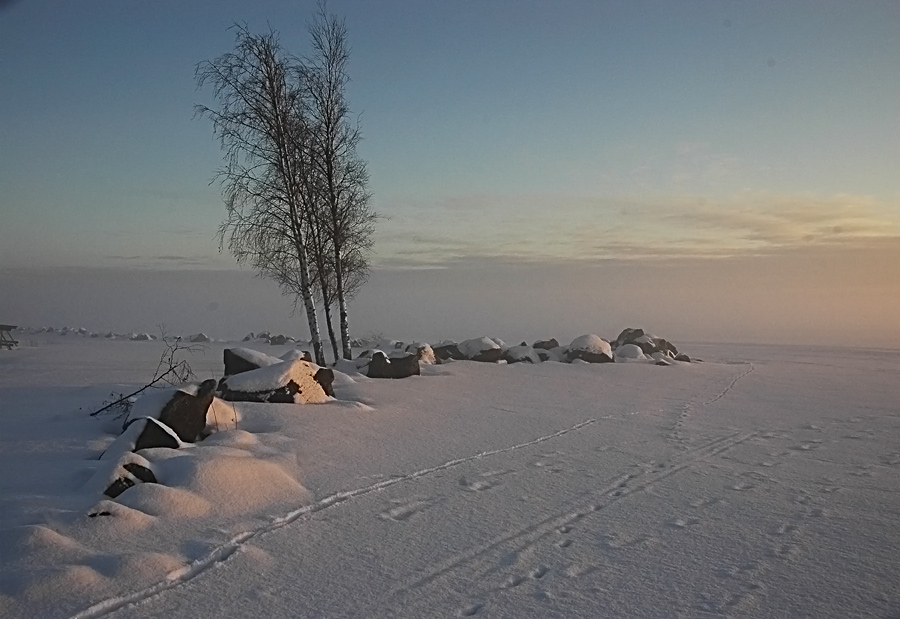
[338,328,694,381]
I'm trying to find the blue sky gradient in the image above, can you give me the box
[2,1,899,344]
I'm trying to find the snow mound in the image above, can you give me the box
[205,397,240,433]
[504,345,542,364]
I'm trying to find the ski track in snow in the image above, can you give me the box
[70,419,598,619]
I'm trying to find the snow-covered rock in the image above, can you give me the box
[188,333,211,343]
[567,334,613,363]
[459,337,504,363]
[614,343,646,360]
[503,345,542,364]
[217,359,331,404]
[223,347,282,376]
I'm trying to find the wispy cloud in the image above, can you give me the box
[371,192,900,267]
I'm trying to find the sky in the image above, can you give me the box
[1,1,899,346]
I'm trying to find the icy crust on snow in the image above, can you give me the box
[219,359,330,404]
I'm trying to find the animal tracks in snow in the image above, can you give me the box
[398,430,757,603]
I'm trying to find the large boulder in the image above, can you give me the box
[366,351,420,379]
[432,342,465,361]
[189,333,211,343]
[223,347,282,376]
[217,359,331,404]
[267,334,290,346]
[503,345,542,364]
[155,379,217,443]
[459,337,504,363]
[567,334,614,364]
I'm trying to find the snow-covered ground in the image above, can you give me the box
[1,333,898,618]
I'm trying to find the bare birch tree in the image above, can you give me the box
[304,5,376,360]
[196,25,326,365]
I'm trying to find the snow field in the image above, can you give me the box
[0,334,898,618]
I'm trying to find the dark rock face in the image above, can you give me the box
[536,350,550,362]
[366,351,420,379]
[674,353,691,362]
[532,338,560,350]
[133,418,181,452]
[314,368,335,397]
[189,333,211,343]
[433,343,465,361]
[103,463,158,498]
[157,379,217,443]
[388,353,421,378]
[366,351,393,378]
[268,334,289,346]
[242,333,255,341]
